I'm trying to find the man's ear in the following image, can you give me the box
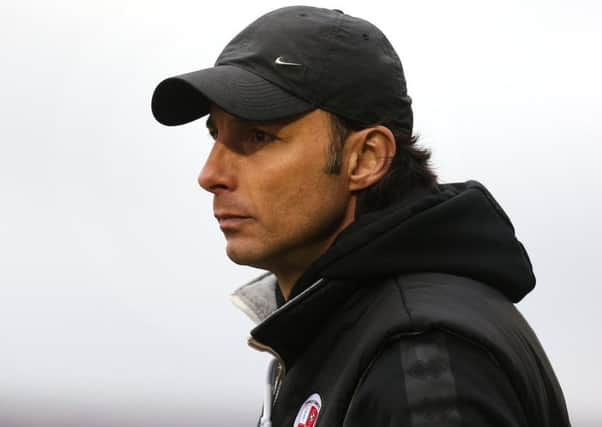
[346,126,396,192]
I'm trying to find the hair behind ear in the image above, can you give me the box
[328,114,438,216]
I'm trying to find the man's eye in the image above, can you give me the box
[208,128,218,140]
[251,130,275,143]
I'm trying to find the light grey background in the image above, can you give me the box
[1,0,600,425]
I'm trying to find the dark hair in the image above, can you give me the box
[328,114,438,215]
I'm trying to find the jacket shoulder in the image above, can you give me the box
[376,273,570,427]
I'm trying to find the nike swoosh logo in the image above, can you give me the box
[274,56,303,66]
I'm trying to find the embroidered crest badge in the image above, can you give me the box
[293,393,321,427]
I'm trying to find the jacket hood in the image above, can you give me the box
[291,180,535,303]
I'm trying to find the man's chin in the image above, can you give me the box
[225,243,267,269]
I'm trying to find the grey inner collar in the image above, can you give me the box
[230,272,279,324]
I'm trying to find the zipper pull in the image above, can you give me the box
[259,358,279,427]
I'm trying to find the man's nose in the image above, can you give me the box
[198,141,235,194]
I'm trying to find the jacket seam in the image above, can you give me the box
[394,275,413,323]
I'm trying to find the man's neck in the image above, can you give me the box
[275,273,299,301]
[273,234,341,301]
[272,198,357,301]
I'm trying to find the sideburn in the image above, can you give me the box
[323,138,344,174]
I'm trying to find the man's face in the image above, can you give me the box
[198,106,355,277]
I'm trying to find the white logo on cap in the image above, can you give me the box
[275,56,303,67]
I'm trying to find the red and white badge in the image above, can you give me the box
[293,393,322,427]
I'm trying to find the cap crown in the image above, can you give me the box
[216,6,412,132]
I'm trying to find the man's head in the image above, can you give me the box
[151,6,436,292]
[198,105,396,288]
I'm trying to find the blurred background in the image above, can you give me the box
[1,0,600,425]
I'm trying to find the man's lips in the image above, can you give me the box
[214,212,253,229]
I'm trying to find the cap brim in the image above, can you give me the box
[151,65,314,126]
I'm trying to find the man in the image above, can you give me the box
[151,6,570,427]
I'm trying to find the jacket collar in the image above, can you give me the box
[231,273,359,372]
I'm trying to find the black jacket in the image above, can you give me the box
[232,181,570,426]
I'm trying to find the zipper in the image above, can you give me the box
[249,336,287,406]
[272,363,283,404]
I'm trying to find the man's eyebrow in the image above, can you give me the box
[205,115,250,129]
[205,114,293,130]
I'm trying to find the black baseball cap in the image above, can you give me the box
[151,6,413,133]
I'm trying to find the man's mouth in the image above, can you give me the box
[214,213,253,229]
